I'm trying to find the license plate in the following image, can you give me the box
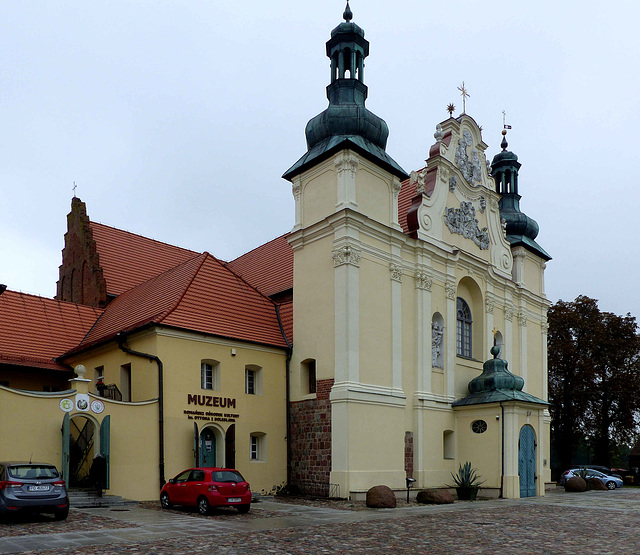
[227,497,241,503]
[27,485,50,492]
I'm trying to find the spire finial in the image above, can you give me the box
[501,110,512,151]
[457,81,469,114]
[72,181,77,198]
[343,1,353,22]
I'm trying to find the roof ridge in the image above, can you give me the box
[90,221,200,255]
[228,231,291,262]
[2,289,104,312]
[155,252,209,322]
[211,252,280,307]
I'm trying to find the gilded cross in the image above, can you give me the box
[457,82,469,114]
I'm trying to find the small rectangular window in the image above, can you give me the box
[246,369,256,395]
[250,433,265,461]
[202,363,213,389]
[250,435,259,460]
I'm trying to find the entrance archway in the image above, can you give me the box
[69,415,95,487]
[518,424,536,497]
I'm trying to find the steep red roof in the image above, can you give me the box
[90,222,200,296]
[277,300,293,345]
[0,290,103,371]
[227,233,293,297]
[398,175,418,234]
[77,252,289,351]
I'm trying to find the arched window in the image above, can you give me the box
[456,297,473,358]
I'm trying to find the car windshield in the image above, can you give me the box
[8,465,59,479]
[212,470,244,483]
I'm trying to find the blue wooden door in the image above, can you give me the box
[61,413,70,483]
[100,416,110,489]
[519,425,536,497]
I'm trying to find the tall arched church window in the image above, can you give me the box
[456,298,473,358]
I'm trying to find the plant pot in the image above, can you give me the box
[456,486,479,501]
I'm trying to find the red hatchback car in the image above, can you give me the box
[160,468,251,514]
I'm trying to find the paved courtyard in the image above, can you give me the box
[1,487,639,554]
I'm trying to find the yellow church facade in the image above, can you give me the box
[0,4,551,502]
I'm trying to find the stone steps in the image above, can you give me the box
[68,489,138,509]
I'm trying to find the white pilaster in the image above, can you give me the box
[389,259,403,391]
[333,243,361,383]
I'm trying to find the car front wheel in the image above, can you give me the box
[198,497,210,515]
[606,481,617,490]
[160,492,172,509]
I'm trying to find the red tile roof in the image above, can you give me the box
[398,174,418,235]
[0,290,103,371]
[227,233,293,298]
[90,222,200,297]
[76,252,289,351]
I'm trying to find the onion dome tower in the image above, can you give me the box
[452,346,547,407]
[490,131,550,261]
[283,2,407,181]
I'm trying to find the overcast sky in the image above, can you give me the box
[1,1,638,319]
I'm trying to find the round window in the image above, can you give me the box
[471,420,487,434]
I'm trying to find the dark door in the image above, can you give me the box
[225,425,236,469]
[200,428,216,467]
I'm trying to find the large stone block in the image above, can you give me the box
[416,489,454,505]
[565,476,587,492]
[366,485,397,508]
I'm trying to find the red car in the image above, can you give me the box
[160,468,251,514]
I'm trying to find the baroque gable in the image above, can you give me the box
[406,115,512,278]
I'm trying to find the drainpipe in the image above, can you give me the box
[500,402,505,498]
[275,305,293,488]
[116,332,165,489]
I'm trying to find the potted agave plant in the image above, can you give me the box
[450,461,485,501]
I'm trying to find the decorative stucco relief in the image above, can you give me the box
[455,128,482,186]
[518,312,528,327]
[504,306,514,321]
[389,263,403,282]
[415,272,433,291]
[410,169,428,195]
[485,298,495,314]
[444,201,490,250]
[445,281,456,300]
[332,245,361,267]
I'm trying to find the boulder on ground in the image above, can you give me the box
[565,476,587,492]
[416,489,454,505]
[587,478,608,491]
[366,485,397,508]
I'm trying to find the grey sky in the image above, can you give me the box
[1,1,638,318]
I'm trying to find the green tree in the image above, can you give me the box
[548,296,640,470]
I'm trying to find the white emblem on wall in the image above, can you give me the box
[60,398,74,412]
[75,394,90,412]
[91,399,105,414]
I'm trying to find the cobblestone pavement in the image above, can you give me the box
[2,488,640,554]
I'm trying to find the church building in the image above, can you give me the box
[0,3,551,501]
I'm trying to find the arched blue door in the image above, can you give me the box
[199,428,216,467]
[519,425,536,497]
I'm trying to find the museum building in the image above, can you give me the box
[0,3,552,501]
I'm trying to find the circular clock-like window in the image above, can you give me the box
[471,420,488,434]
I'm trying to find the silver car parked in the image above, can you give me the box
[561,468,623,490]
[0,462,69,520]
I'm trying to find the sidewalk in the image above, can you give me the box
[1,488,639,554]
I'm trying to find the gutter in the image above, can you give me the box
[116,332,165,489]
[274,304,293,488]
